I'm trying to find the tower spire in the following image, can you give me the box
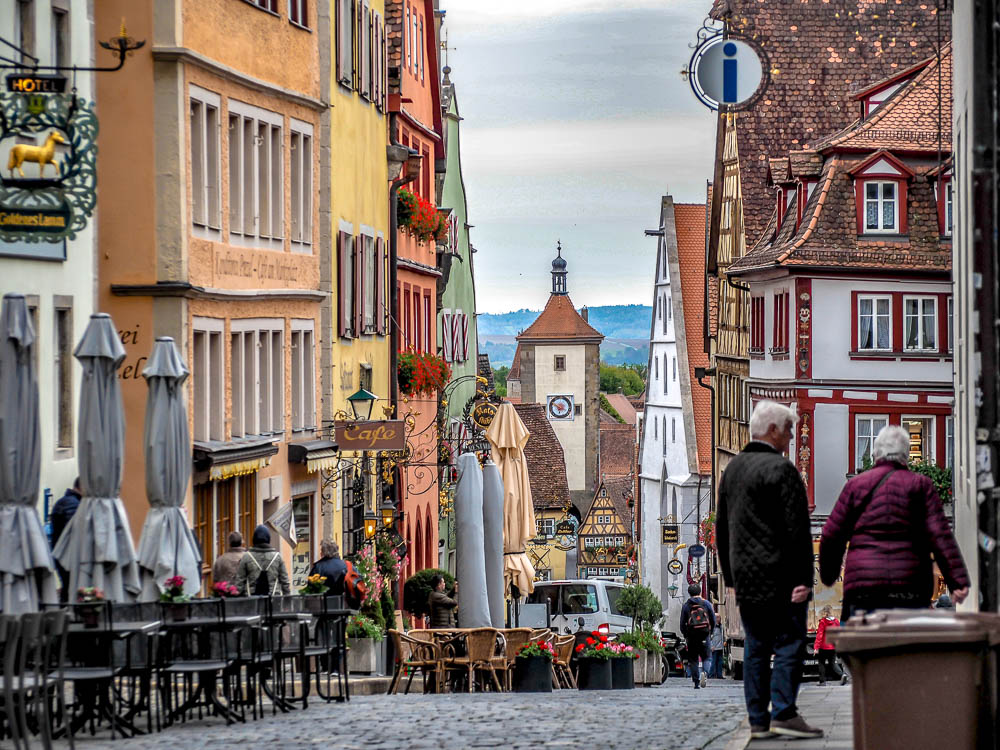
[551,240,568,295]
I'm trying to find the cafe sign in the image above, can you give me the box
[335,420,406,452]
[0,74,98,245]
[661,524,679,545]
[472,401,498,430]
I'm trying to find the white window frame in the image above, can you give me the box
[192,317,225,442]
[863,180,899,233]
[855,414,889,471]
[537,518,555,538]
[288,0,309,28]
[947,296,954,352]
[290,319,316,432]
[228,99,283,249]
[361,231,376,333]
[231,318,284,437]
[190,86,221,236]
[902,295,937,352]
[902,414,936,464]
[944,180,953,237]
[857,294,892,351]
[289,118,313,251]
[946,416,954,470]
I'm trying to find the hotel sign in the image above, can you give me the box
[335,420,406,452]
[6,75,67,94]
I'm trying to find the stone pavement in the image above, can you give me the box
[58,678,752,750]
[722,683,853,750]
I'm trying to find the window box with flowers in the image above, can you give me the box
[397,187,449,245]
[346,614,385,675]
[398,350,452,397]
[513,640,555,693]
[575,631,613,690]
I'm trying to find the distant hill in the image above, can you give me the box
[478,304,652,339]
[479,334,649,368]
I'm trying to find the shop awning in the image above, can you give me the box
[193,437,279,481]
[287,439,339,474]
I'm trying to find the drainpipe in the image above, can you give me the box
[694,366,716,598]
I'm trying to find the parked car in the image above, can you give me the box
[525,579,631,635]
[660,630,686,680]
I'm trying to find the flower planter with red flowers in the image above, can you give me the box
[574,632,613,690]
[397,187,448,245]
[513,641,555,692]
[398,350,452,397]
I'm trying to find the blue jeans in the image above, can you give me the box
[710,649,724,678]
[740,601,807,727]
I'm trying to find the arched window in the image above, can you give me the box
[662,417,667,456]
[659,463,670,520]
[671,487,678,520]
[425,507,434,572]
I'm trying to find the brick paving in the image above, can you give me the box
[57,678,752,750]
[721,683,854,750]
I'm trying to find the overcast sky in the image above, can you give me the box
[441,0,715,313]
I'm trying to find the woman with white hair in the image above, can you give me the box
[819,424,970,620]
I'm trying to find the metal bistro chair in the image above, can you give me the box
[60,602,123,740]
[221,596,266,720]
[0,614,32,750]
[106,602,162,735]
[300,594,349,703]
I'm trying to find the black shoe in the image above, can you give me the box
[693,682,700,689]
[772,715,824,739]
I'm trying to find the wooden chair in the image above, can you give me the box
[499,628,532,690]
[552,634,577,689]
[386,630,443,695]
[443,628,504,693]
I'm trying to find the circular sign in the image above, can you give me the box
[472,401,498,430]
[688,544,707,559]
[689,35,766,111]
[667,559,683,575]
[547,395,573,420]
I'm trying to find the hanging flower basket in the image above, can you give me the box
[397,188,448,244]
[398,350,451,397]
[700,512,717,551]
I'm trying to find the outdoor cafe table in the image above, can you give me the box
[266,607,352,706]
[63,619,162,738]
[159,614,261,725]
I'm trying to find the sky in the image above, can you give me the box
[441,0,716,313]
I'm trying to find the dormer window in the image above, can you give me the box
[775,186,795,230]
[936,173,953,237]
[850,151,912,236]
[796,180,817,228]
[864,182,898,232]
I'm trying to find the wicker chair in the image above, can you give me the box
[499,628,532,690]
[443,628,504,693]
[552,634,577,689]
[386,630,443,695]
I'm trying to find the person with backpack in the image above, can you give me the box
[235,525,290,596]
[309,539,347,596]
[680,583,715,689]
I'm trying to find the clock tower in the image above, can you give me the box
[511,243,604,512]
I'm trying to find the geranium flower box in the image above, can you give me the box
[513,654,553,693]
[576,657,612,690]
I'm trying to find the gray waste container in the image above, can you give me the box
[829,610,999,750]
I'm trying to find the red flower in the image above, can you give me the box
[599,635,608,643]
[586,637,595,645]
[595,643,605,650]
[575,644,584,653]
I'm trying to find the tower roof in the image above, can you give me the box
[516,294,604,343]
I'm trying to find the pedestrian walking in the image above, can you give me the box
[309,539,348,596]
[428,575,459,627]
[717,401,823,740]
[709,622,725,679]
[234,525,290,596]
[820,425,970,619]
[50,477,81,602]
[211,531,246,586]
[680,583,715,689]
[813,606,843,685]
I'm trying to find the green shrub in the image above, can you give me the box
[617,584,663,631]
[403,568,455,618]
[616,627,664,654]
[347,613,384,640]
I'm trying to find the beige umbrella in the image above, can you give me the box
[485,402,535,597]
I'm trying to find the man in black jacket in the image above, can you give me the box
[50,478,81,602]
[717,401,821,740]
[680,583,716,689]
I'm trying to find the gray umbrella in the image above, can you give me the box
[455,452,491,628]
[137,337,201,601]
[482,461,505,627]
[53,313,140,601]
[0,294,57,613]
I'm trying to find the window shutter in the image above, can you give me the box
[337,232,350,337]
[354,235,364,336]
[441,311,453,362]
[451,309,462,362]
[375,237,386,335]
[461,314,469,361]
[353,0,361,91]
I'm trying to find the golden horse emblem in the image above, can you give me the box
[7,131,66,178]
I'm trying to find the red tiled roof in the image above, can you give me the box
[583,476,634,532]
[507,343,521,380]
[674,203,713,476]
[517,294,604,342]
[603,393,637,425]
[512,403,571,511]
[600,422,636,478]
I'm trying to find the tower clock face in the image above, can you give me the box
[547,395,574,420]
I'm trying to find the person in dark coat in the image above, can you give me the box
[309,539,347,596]
[234,525,290,596]
[428,574,458,628]
[717,401,822,740]
[211,532,246,586]
[820,424,970,619]
[50,478,81,603]
[680,583,716,689]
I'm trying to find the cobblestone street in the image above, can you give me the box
[60,678,754,750]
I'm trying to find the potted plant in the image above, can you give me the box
[212,581,239,598]
[159,575,190,621]
[76,586,105,628]
[513,640,555,693]
[574,631,613,690]
[397,350,452,398]
[608,642,638,689]
[397,187,448,244]
[347,613,384,674]
[298,574,329,596]
[617,626,665,685]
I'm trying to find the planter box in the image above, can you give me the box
[610,658,635,689]
[347,637,378,674]
[513,655,553,693]
[576,657,612,691]
[634,650,663,685]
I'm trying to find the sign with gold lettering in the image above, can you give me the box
[6,75,67,94]
[661,524,679,545]
[335,420,406,452]
[472,402,498,430]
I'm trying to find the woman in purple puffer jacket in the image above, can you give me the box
[820,425,970,620]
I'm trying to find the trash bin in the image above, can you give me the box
[829,610,1000,750]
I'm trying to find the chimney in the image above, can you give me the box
[581,306,589,323]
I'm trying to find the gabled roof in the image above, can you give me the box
[507,343,522,380]
[603,393,637,425]
[582,476,633,530]
[477,353,494,390]
[599,422,635,478]
[512,403,571,511]
[516,294,604,343]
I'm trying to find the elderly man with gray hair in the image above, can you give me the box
[717,401,821,740]
[820,424,969,621]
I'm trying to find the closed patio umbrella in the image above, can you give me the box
[0,294,57,613]
[454,452,491,628]
[54,313,140,601]
[485,402,535,597]
[137,337,201,600]
[481,460,505,627]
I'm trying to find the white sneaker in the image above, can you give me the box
[700,672,708,688]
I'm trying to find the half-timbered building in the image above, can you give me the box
[577,477,633,580]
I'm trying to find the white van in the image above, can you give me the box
[526,579,632,635]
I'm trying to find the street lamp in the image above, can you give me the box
[363,509,378,540]
[347,388,378,421]
[380,496,396,529]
